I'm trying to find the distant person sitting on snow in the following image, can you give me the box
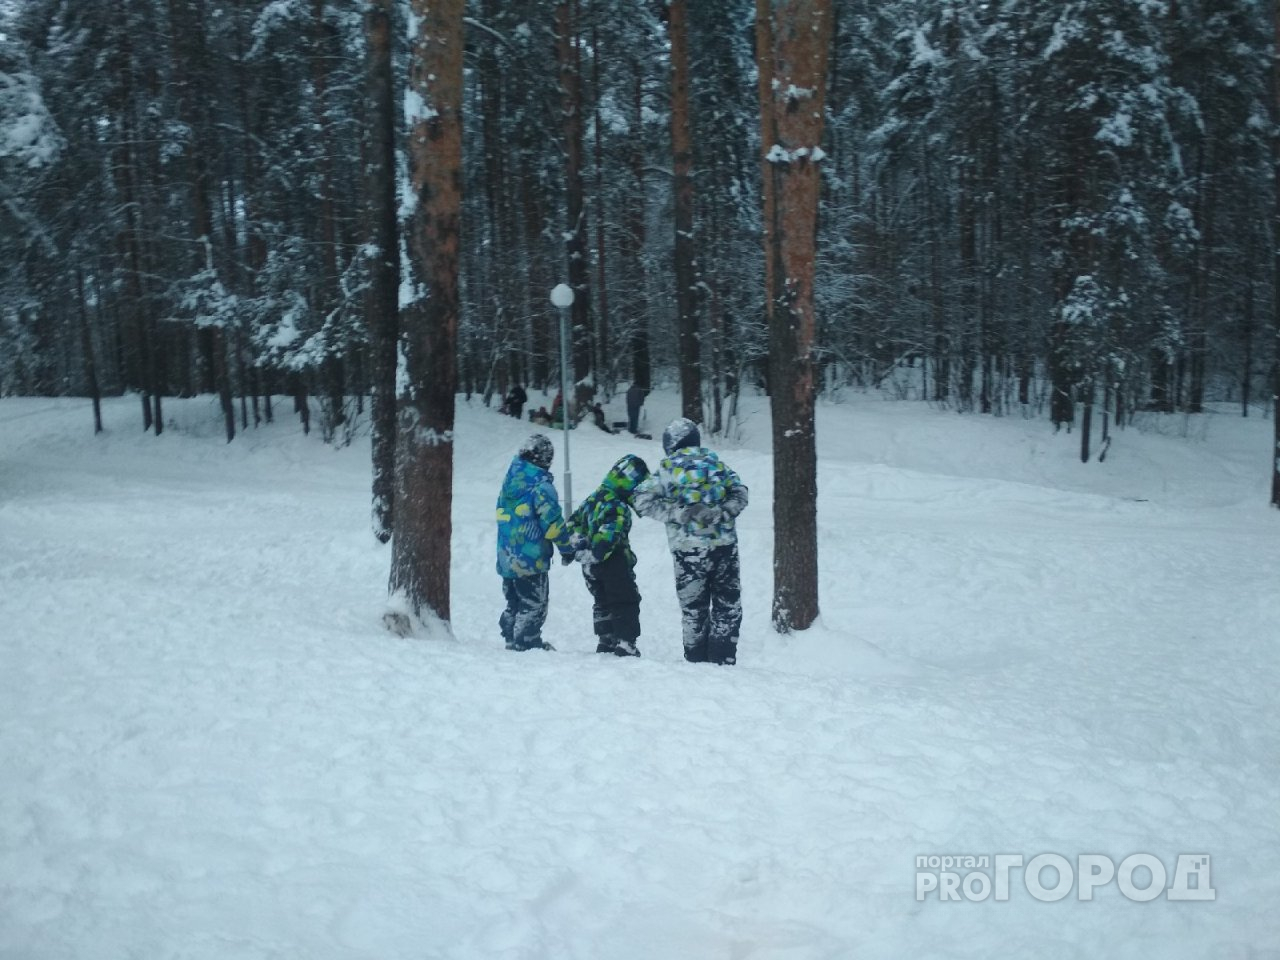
[502,383,527,420]
[589,402,614,434]
[633,418,748,665]
[495,434,573,652]
[549,390,569,427]
[560,454,651,657]
[625,382,648,435]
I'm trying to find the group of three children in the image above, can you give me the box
[494,417,748,664]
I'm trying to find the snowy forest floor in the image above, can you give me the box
[2,389,1278,959]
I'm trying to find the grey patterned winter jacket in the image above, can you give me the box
[633,446,748,551]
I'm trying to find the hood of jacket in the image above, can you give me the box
[600,454,649,501]
[502,455,552,499]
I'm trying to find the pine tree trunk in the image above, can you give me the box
[557,0,592,382]
[923,150,949,405]
[1272,0,1280,507]
[167,0,228,440]
[364,0,399,543]
[390,0,464,627]
[627,69,651,390]
[479,0,516,401]
[590,5,611,395]
[1188,138,1212,415]
[521,168,552,390]
[670,0,702,422]
[1242,232,1256,418]
[236,327,249,431]
[758,0,831,634]
[756,0,778,364]
[310,0,346,440]
[958,153,976,412]
[214,328,234,443]
[76,269,103,434]
[1080,380,1093,463]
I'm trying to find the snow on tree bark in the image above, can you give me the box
[757,0,830,634]
[389,0,464,628]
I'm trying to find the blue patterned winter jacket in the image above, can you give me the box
[634,446,748,551]
[495,457,571,578]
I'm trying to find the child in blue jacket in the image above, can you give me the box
[495,434,572,651]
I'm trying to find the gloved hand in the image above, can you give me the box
[680,502,722,526]
[566,533,593,566]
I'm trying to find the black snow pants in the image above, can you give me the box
[583,549,641,652]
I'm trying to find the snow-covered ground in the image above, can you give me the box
[2,389,1278,959]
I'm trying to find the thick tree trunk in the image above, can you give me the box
[670,0,702,422]
[389,0,464,627]
[758,0,831,634]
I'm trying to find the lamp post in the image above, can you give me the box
[550,283,575,509]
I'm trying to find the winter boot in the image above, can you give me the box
[507,640,556,652]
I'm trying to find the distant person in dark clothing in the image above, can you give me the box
[503,383,528,419]
[590,402,614,434]
[625,383,648,435]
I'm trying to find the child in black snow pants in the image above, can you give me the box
[561,454,650,657]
